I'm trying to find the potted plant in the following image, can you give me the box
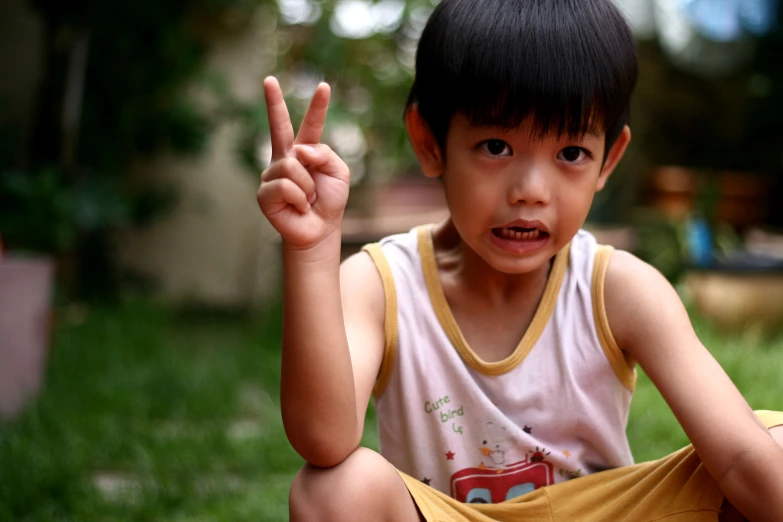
[0,233,54,420]
[0,167,132,418]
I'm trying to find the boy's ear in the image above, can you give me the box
[596,125,631,192]
[405,105,443,178]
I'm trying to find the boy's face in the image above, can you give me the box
[407,111,630,274]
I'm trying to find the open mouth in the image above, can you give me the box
[491,227,549,241]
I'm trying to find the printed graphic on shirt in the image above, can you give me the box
[476,421,513,471]
[423,394,465,435]
[445,422,555,504]
[528,446,551,462]
[558,467,583,480]
[449,454,555,504]
[478,441,506,470]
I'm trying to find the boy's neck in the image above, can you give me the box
[431,219,554,303]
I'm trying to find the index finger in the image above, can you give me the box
[295,82,331,145]
[264,76,295,160]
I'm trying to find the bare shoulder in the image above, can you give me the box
[339,250,385,317]
[340,248,388,385]
[602,249,692,357]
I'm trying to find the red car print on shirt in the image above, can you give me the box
[450,455,555,504]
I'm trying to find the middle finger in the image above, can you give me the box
[295,82,331,146]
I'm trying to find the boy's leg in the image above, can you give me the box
[289,447,423,522]
[719,425,783,522]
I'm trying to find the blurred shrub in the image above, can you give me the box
[0,0,277,297]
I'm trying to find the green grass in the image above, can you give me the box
[1,300,782,521]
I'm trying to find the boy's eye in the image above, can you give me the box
[558,147,589,163]
[479,139,511,157]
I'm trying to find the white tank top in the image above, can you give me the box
[362,226,636,504]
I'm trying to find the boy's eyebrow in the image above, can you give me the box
[467,124,604,140]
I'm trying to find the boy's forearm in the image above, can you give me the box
[717,440,783,521]
[279,232,360,467]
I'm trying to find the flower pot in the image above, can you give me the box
[683,251,783,333]
[0,255,54,419]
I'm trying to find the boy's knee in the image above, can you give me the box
[289,447,403,521]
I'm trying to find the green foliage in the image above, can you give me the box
[0,168,82,253]
[0,168,126,254]
[26,0,267,169]
[633,210,687,281]
[265,1,434,183]
[0,167,175,255]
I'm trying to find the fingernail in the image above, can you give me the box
[308,192,317,205]
[302,203,311,213]
[300,145,317,153]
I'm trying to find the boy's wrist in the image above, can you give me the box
[282,229,343,267]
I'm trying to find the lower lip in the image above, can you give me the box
[488,230,550,254]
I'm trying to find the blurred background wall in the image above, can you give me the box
[114,9,280,307]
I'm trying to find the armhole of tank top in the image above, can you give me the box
[591,245,637,393]
[362,243,398,398]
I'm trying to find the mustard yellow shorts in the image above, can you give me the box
[398,411,783,522]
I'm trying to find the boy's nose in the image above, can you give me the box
[507,166,550,206]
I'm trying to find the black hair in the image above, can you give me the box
[406,0,638,158]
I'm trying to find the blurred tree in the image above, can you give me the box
[0,0,277,297]
[254,0,429,197]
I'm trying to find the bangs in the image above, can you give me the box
[411,0,637,145]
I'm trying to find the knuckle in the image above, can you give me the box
[260,166,276,181]
[282,180,306,203]
[316,143,333,155]
[278,177,297,191]
[280,157,301,176]
[257,183,274,205]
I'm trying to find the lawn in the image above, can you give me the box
[1,299,782,521]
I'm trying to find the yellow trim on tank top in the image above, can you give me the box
[416,225,569,376]
[591,245,637,392]
[362,243,399,398]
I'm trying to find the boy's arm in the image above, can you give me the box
[258,77,385,468]
[280,242,385,468]
[604,250,783,522]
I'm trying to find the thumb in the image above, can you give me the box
[294,144,348,180]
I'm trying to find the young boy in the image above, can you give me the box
[257,0,783,520]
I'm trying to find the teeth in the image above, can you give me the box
[499,228,541,240]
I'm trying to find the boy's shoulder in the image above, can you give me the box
[372,225,426,248]
[341,226,424,304]
[360,225,430,269]
[601,248,681,353]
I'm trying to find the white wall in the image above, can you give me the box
[116,9,282,307]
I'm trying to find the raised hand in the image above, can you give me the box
[257,77,350,250]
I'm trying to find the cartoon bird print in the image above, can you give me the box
[478,440,506,468]
[477,422,508,472]
[528,446,551,463]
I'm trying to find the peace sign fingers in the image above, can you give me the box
[264,76,296,161]
[259,77,349,250]
[264,77,333,161]
[295,82,331,146]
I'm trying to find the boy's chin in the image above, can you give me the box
[479,249,556,276]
